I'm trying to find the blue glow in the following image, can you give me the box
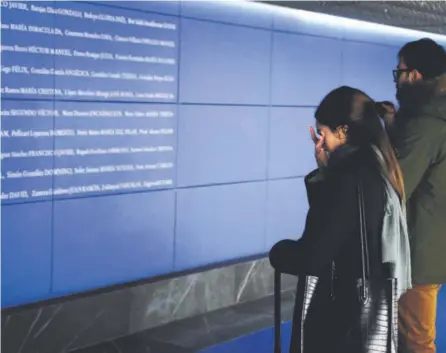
[247,1,446,45]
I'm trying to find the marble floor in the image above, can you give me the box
[70,292,295,353]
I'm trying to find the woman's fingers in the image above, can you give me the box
[316,131,325,151]
[309,127,328,167]
[316,137,323,151]
[309,126,318,144]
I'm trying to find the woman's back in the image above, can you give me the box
[270,86,409,353]
[295,145,388,353]
[294,144,386,279]
[327,145,385,280]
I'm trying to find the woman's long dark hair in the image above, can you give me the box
[315,86,405,200]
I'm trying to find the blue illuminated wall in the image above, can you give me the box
[2,1,446,320]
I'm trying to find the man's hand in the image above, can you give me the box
[309,126,328,168]
[377,101,396,129]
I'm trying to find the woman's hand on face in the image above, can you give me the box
[309,126,328,168]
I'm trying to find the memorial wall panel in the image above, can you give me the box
[1,202,52,307]
[179,18,271,104]
[273,7,344,39]
[1,0,428,307]
[268,107,316,179]
[52,2,178,102]
[1,1,56,100]
[52,190,175,293]
[266,178,307,250]
[177,105,268,187]
[175,182,267,271]
[181,1,273,29]
[1,100,55,204]
[53,102,176,199]
[342,42,398,102]
[100,1,181,16]
[271,32,342,106]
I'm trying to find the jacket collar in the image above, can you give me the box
[327,144,360,170]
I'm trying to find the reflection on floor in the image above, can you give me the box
[69,285,446,353]
[200,322,291,353]
[70,292,295,353]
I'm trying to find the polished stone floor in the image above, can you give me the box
[71,292,295,353]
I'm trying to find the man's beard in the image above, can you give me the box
[396,82,412,106]
[396,80,435,112]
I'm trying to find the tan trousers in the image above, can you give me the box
[399,284,442,353]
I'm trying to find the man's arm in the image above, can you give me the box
[394,117,442,200]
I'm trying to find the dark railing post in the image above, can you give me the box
[274,270,281,353]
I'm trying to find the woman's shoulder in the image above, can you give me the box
[327,145,377,176]
[305,145,382,192]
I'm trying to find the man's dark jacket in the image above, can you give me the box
[392,73,446,284]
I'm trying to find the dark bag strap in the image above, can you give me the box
[386,263,398,351]
[274,270,281,353]
[360,183,397,352]
[358,181,370,303]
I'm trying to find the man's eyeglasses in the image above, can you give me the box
[392,69,412,83]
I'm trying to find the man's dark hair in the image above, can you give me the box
[378,101,395,110]
[398,38,446,80]
[375,101,395,120]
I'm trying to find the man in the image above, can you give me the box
[391,38,446,353]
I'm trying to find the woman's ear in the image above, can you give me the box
[336,125,348,142]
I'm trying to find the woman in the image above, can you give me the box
[269,86,411,353]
